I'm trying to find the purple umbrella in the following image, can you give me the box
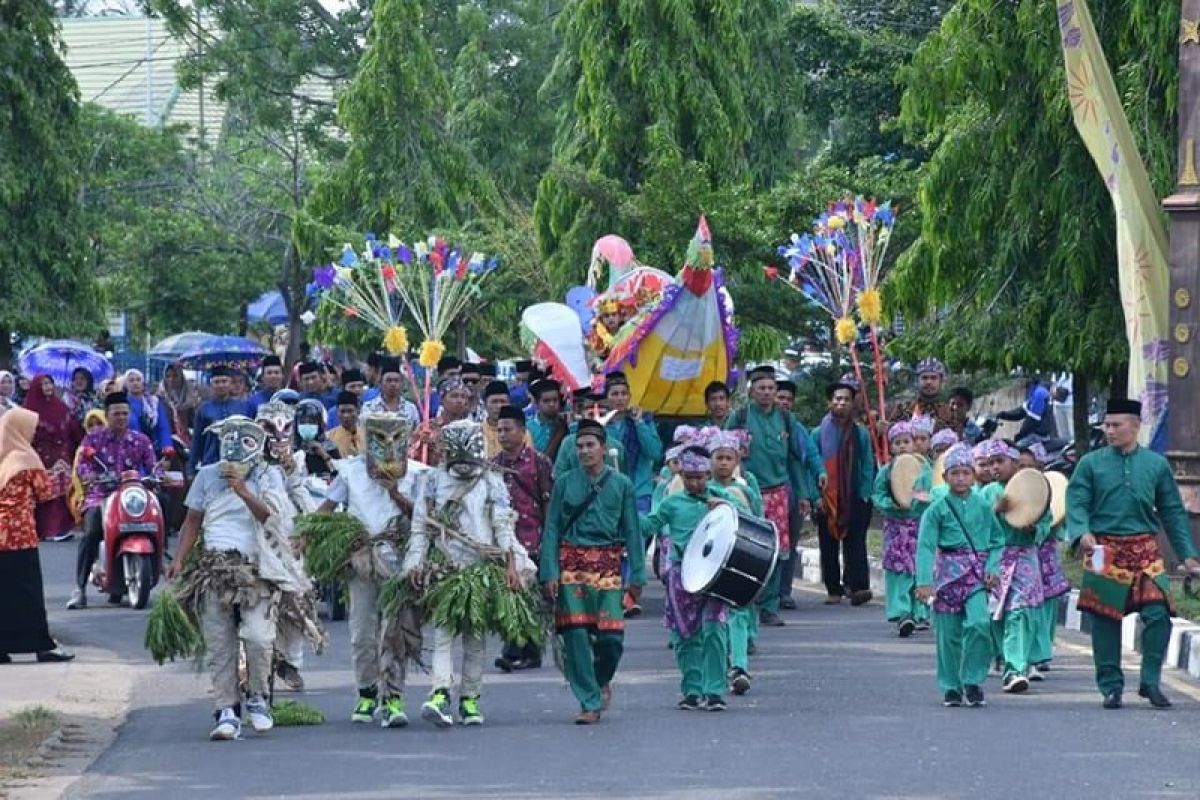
[177,335,269,371]
[17,340,114,385]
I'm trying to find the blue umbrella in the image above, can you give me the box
[246,291,289,326]
[148,331,215,361]
[18,340,114,385]
[177,335,269,371]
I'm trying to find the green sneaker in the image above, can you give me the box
[351,696,378,723]
[420,688,453,728]
[380,695,408,728]
[459,695,484,726]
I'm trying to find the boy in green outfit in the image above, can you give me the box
[873,421,933,637]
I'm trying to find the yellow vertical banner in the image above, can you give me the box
[1056,1,1171,445]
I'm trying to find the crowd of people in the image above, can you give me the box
[0,347,1197,738]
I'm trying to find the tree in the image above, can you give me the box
[889,0,1175,382]
[0,2,98,365]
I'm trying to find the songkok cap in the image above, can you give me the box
[460,362,482,376]
[775,379,797,394]
[437,356,462,372]
[378,357,402,377]
[1106,397,1142,417]
[479,363,498,378]
[498,406,526,425]
[261,355,282,369]
[827,380,858,399]
[208,365,235,378]
[514,360,534,373]
[931,429,960,450]
[484,380,510,400]
[341,368,365,385]
[104,391,130,408]
[297,361,321,376]
[336,390,359,407]
[916,357,947,377]
[747,365,776,384]
[679,446,712,473]
[911,415,934,435]
[575,418,606,443]
[530,378,561,399]
[888,421,914,442]
[943,444,974,472]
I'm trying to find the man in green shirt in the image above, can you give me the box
[540,419,644,725]
[1066,398,1200,709]
[774,379,827,610]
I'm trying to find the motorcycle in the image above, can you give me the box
[90,470,170,609]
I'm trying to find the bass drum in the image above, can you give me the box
[681,504,779,608]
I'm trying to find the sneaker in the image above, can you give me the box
[677,694,703,710]
[66,588,86,610]
[898,618,916,638]
[942,690,963,707]
[1002,673,1029,694]
[245,695,273,733]
[915,620,931,631]
[421,689,454,728]
[275,660,305,692]
[351,695,378,723]
[759,611,785,627]
[849,589,873,606]
[824,594,843,605]
[623,590,643,619]
[730,668,751,696]
[965,685,986,707]
[780,596,797,610]
[49,532,74,542]
[381,695,409,728]
[459,695,484,726]
[210,707,241,741]
[705,695,727,712]
[1027,665,1045,682]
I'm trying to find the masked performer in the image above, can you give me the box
[402,420,532,728]
[169,416,323,741]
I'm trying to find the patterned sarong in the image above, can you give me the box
[1077,533,1173,621]
[990,544,1045,618]
[881,516,919,575]
[663,562,727,640]
[762,483,792,553]
[556,544,625,633]
[932,549,988,614]
[1038,539,1070,600]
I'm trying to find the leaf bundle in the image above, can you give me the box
[422,561,544,645]
[144,589,204,665]
[295,512,366,582]
[272,699,326,726]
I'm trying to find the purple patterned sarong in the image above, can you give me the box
[932,550,988,614]
[990,544,1045,616]
[881,516,919,575]
[663,562,727,640]
[1038,540,1070,599]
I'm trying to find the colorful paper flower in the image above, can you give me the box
[857,288,883,326]
[383,325,409,356]
[418,338,446,368]
[835,316,857,345]
[313,264,336,289]
[763,265,779,280]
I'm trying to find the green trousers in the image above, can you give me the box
[1089,603,1171,695]
[999,607,1037,676]
[672,621,729,697]
[561,628,624,712]
[757,561,783,616]
[727,607,753,671]
[884,570,929,623]
[934,591,992,693]
[1028,596,1060,665]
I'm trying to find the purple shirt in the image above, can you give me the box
[492,445,552,555]
[75,428,160,511]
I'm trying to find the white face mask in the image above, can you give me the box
[298,424,319,442]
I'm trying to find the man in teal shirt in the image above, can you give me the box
[1066,397,1200,709]
[527,379,569,462]
[774,379,827,610]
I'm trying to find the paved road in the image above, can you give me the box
[30,542,1200,799]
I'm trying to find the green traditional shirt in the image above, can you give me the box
[916,490,1003,586]
[725,403,805,491]
[606,415,664,501]
[639,486,732,562]
[539,466,645,584]
[1065,445,1196,558]
[710,474,764,517]
[553,430,626,478]
[872,459,933,520]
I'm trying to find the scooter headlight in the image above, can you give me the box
[120,487,149,518]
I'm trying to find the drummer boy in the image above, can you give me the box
[915,444,1002,708]
[639,446,734,711]
[872,422,933,637]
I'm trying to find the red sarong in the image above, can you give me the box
[762,484,792,552]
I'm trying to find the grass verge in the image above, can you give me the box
[0,705,59,784]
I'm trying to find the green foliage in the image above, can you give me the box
[272,699,326,726]
[294,512,367,583]
[144,589,204,665]
[0,3,98,345]
[422,561,543,645]
[890,0,1176,376]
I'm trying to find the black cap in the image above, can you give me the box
[261,355,282,369]
[498,406,526,425]
[776,380,797,394]
[748,365,776,384]
[514,360,533,373]
[437,356,461,372]
[366,352,383,369]
[460,362,482,376]
[480,362,498,378]
[209,365,234,378]
[826,380,858,399]
[530,378,561,399]
[336,390,360,408]
[297,361,320,376]
[341,368,365,385]
[1106,397,1142,417]
[576,418,606,443]
[484,379,510,399]
[104,391,130,408]
[378,357,402,377]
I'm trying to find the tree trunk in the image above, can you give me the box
[1110,364,1128,399]
[0,327,11,370]
[1072,371,1090,456]
[280,240,304,371]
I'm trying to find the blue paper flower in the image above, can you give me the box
[314,264,337,289]
[340,247,358,267]
[397,243,413,264]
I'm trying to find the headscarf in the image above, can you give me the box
[124,369,160,426]
[159,365,198,411]
[0,407,45,492]
[887,421,914,442]
[22,373,70,430]
[83,408,106,430]
[679,446,711,473]
[943,444,974,472]
[930,429,960,450]
[0,370,15,403]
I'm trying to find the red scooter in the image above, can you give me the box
[91,470,169,610]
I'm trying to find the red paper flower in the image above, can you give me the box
[763,265,779,280]
[381,264,397,281]
[82,445,96,460]
[345,307,359,318]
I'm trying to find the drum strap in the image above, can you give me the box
[944,500,986,584]
[562,470,612,536]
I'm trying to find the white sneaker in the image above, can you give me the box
[1028,665,1045,682]
[245,695,274,733]
[209,707,241,741]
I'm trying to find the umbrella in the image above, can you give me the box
[18,340,114,385]
[246,291,289,326]
[176,335,269,371]
[148,331,214,361]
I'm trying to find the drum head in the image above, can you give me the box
[931,451,947,488]
[681,504,738,594]
[889,453,924,510]
[1002,468,1051,528]
[1045,470,1069,527]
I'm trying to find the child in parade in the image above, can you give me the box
[872,422,933,637]
[911,415,934,458]
[915,444,1002,708]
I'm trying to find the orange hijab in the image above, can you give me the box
[0,407,45,492]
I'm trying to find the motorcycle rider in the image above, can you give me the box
[997,374,1056,442]
[67,392,163,610]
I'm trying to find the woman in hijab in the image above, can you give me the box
[0,371,17,415]
[14,374,31,405]
[64,367,98,426]
[156,363,197,447]
[69,409,106,526]
[24,375,80,541]
[0,408,74,663]
[123,369,173,457]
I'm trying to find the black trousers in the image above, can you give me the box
[777,499,804,600]
[75,507,104,590]
[816,499,872,596]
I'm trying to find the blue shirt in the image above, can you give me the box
[189,397,254,471]
[1025,384,1051,421]
[127,394,173,454]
